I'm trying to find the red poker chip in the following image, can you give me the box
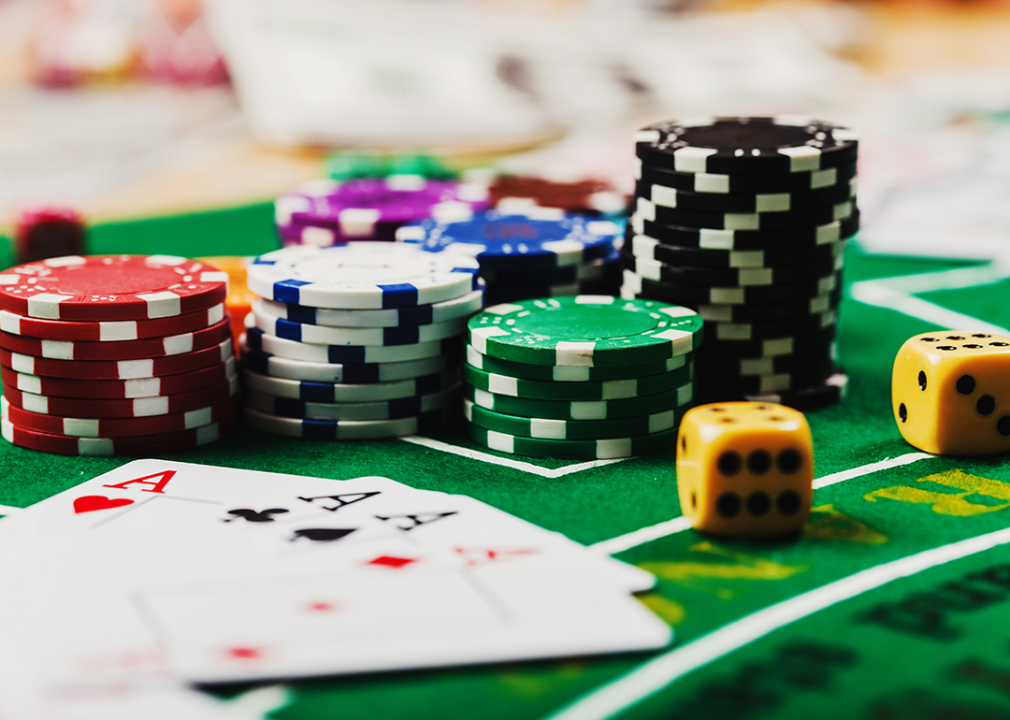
[0,395,238,438]
[0,318,232,361]
[2,375,239,419]
[489,176,630,216]
[0,302,225,342]
[0,338,234,380]
[0,414,236,456]
[0,255,229,322]
[1,358,236,399]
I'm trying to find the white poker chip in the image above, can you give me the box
[243,325,450,365]
[255,287,484,329]
[249,301,467,347]
[247,243,480,310]
[242,368,458,403]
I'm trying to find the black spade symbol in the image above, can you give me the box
[291,527,357,543]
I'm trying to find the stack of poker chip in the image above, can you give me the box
[396,209,623,306]
[622,116,858,411]
[462,296,703,460]
[241,243,482,440]
[0,255,238,456]
[274,177,490,247]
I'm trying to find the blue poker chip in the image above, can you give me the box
[396,209,622,270]
[482,278,620,307]
[479,244,621,286]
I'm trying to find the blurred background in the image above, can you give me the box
[1,0,1010,260]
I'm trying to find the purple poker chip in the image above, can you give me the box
[275,177,490,246]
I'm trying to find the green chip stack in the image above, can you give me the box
[463,295,703,459]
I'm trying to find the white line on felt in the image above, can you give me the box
[589,452,935,555]
[0,504,23,516]
[868,263,1010,294]
[590,517,694,556]
[399,436,627,479]
[546,525,1010,720]
[849,281,1010,336]
[813,451,933,489]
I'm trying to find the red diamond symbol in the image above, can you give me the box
[226,647,263,660]
[367,555,417,569]
[307,601,338,612]
[455,547,538,566]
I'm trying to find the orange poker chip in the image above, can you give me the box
[196,256,256,356]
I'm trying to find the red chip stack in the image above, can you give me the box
[0,255,238,456]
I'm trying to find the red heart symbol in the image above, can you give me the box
[73,496,134,514]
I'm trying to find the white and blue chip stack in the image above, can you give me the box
[396,208,624,305]
[241,243,482,439]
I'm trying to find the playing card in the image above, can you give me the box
[0,461,420,697]
[239,481,655,592]
[0,459,666,697]
[138,541,672,683]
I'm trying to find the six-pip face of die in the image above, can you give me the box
[676,402,814,537]
[892,331,1010,456]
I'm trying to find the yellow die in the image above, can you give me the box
[892,331,1010,455]
[676,402,813,537]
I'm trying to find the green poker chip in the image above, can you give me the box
[467,296,703,368]
[464,399,683,440]
[463,381,693,421]
[465,343,692,383]
[462,359,693,401]
[467,423,678,459]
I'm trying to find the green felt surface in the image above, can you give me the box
[3,210,1010,719]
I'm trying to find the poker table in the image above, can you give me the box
[2,206,1010,720]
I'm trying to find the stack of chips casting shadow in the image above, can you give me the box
[397,209,623,306]
[274,177,491,247]
[622,116,858,410]
[462,296,703,459]
[241,243,482,439]
[0,255,237,455]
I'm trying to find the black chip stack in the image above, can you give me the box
[621,116,858,411]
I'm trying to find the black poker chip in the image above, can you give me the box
[639,197,857,232]
[696,327,838,360]
[621,249,840,289]
[632,212,859,251]
[696,359,838,395]
[625,231,844,269]
[636,159,858,195]
[634,177,856,214]
[623,269,840,307]
[744,371,849,411]
[695,288,842,324]
[634,117,859,175]
[479,255,621,287]
[622,285,839,341]
[704,311,839,341]
[698,344,837,376]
